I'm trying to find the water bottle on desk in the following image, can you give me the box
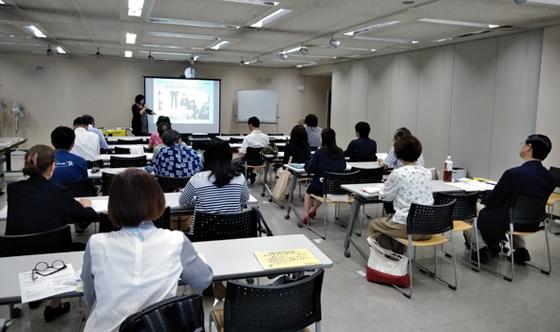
[443,156,453,182]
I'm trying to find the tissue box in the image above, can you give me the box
[452,167,466,181]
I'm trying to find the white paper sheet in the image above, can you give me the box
[18,264,77,303]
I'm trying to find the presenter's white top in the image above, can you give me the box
[240,129,269,154]
[71,127,100,161]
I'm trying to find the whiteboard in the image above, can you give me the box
[237,90,278,123]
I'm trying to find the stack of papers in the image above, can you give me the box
[255,248,320,270]
[457,178,495,191]
[362,186,382,194]
[18,264,78,303]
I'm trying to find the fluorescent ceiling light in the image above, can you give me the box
[150,17,240,29]
[285,46,302,54]
[125,32,137,44]
[250,8,291,28]
[141,44,181,49]
[354,36,415,44]
[344,20,400,36]
[517,0,560,5]
[192,55,200,61]
[296,63,316,68]
[26,25,47,38]
[418,18,499,29]
[124,50,133,58]
[371,49,377,52]
[411,40,419,44]
[146,31,218,40]
[434,37,452,42]
[56,46,66,54]
[0,1,5,5]
[210,40,229,50]
[222,0,279,5]
[128,0,144,17]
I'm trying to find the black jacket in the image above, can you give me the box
[6,175,98,235]
[344,137,377,162]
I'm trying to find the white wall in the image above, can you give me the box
[332,30,543,179]
[0,55,330,146]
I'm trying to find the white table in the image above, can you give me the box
[217,135,289,141]
[0,234,332,304]
[87,167,146,180]
[106,136,150,143]
[99,153,153,162]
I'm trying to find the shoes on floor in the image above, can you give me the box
[28,300,42,309]
[309,209,317,219]
[302,217,309,225]
[44,302,70,322]
[249,172,256,185]
[471,247,491,264]
[513,248,531,265]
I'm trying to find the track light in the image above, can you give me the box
[328,37,341,48]
[95,47,102,58]
[278,50,288,60]
[299,46,309,55]
[46,43,53,56]
[148,50,154,60]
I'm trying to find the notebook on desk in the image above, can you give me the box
[254,248,321,270]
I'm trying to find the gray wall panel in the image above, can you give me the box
[389,52,420,134]
[367,56,393,152]
[346,59,370,147]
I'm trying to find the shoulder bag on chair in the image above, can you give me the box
[366,236,410,288]
[271,157,292,202]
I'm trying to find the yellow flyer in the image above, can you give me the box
[254,248,321,270]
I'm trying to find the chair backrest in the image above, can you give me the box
[323,170,359,196]
[63,178,98,197]
[117,138,145,145]
[550,166,560,188]
[406,200,455,235]
[509,195,548,225]
[157,176,190,193]
[348,155,378,162]
[99,207,171,232]
[110,155,147,168]
[114,146,131,154]
[0,225,72,257]
[435,192,478,220]
[87,159,104,169]
[223,269,324,332]
[245,147,264,166]
[101,172,116,195]
[190,207,269,242]
[351,167,383,184]
[119,295,204,332]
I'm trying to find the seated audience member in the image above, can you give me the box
[369,136,433,253]
[153,122,171,156]
[473,134,555,264]
[239,116,269,184]
[81,114,108,150]
[149,116,171,149]
[345,121,378,162]
[50,126,88,185]
[381,127,425,169]
[180,139,249,213]
[303,128,346,224]
[152,129,202,178]
[81,169,213,332]
[71,116,101,161]
[284,124,311,164]
[304,114,322,149]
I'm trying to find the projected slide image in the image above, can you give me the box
[153,79,214,124]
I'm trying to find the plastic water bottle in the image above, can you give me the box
[443,156,453,182]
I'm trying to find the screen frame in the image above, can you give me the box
[143,76,222,135]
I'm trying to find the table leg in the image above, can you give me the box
[344,199,362,257]
[261,161,269,197]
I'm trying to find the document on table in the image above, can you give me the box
[362,186,382,194]
[255,248,321,270]
[457,178,495,191]
[18,264,77,303]
[448,182,481,192]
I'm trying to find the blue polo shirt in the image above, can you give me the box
[51,149,88,185]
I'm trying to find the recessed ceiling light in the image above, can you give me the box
[250,8,291,28]
[411,40,419,44]
[146,31,218,40]
[344,21,400,36]
[150,17,240,29]
[221,0,279,5]
[418,18,499,29]
[124,50,133,58]
[210,40,229,50]
[128,0,144,17]
[125,32,137,44]
[25,25,47,38]
[370,48,377,52]
[56,46,66,54]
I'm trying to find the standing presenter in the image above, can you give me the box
[131,94,154,136]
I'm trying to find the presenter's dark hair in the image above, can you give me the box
[162,129,181,146]
[73,116,88,127]
[355,122,371,138]
[526,134,552,160]
[135,94,145,104]
[51,126,76,150]
[304,114,318,127]
[248,116,260,128]
[22,145,55,177]
[393,127,412,141]
[203,139,241,187]
[108,169,165,227]
[321,128,343,159]
[394,135,422,163]
[289,125,309,150]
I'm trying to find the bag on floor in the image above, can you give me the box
[366,236,410,288]
[272,168,292,202]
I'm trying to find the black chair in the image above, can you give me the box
[63,179,98,197]
[209,269,324,332]
[120,295,204,332]
[157,176,190,193]
[189,207,272,242]
[101,172,116,195]
[435,192,481,270]
[244,147,265,184]
[390,200,456,298]
[308,170,359,239]
[550,166,560,187]
[110,155,147,168]
[352,166,384,184]
[114,146,131,154]
[348,155,378,162]
[191,138,210,151]
[117,138,145,145]
[87,159,104,169]
[99,207,172,232]
[548,167,560,233]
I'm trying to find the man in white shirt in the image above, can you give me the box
[71,116,100,161]
[239,116,269,184]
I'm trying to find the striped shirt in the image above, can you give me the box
[179,170,250,213]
